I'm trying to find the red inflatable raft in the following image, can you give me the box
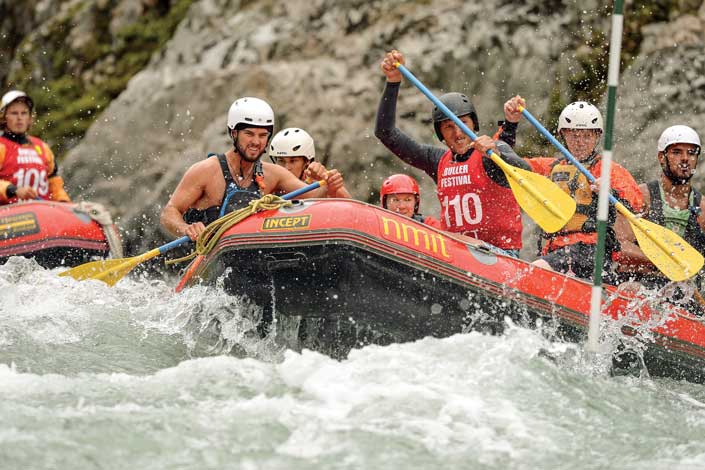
[175,198,705,383]
[0,200,121,268]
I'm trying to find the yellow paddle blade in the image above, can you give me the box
[620,207,704,282]
[58,249,160,287]
[489,153,576,233]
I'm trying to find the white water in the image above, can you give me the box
[2,256,705,469]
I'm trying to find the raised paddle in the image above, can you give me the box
[395,63,576,233]
[519,106,704,282]
[59,181,325,286]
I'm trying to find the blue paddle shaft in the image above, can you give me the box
[159,236,191,254]
[282,181,322,200]
[158,180,323,254]
[396,64,493,158]
[520,108,618,206]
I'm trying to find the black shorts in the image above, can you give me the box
[540,243,612,281]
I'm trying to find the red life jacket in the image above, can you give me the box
[436,149,522,250]
[423,215,441,229]
[411,213,442,229]
[0,135,51,203]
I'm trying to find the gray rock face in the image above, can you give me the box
[0,0,47,85]
[63,0,614,253]
[618,7,705,187]
[60,0,705,255]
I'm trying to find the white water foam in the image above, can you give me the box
[3,257,705,468]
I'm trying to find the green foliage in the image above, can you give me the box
[624,0,700,56]
[516,73,565,158]
[4,0,693,164]
[5,0,194,157]
[525,0,689,156]
[568,28,609,104]
[567,0,695,106]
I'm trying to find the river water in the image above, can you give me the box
[2,256,705,469]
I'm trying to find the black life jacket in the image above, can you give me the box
[646,180,705,253]
[625,181,705,291]
[183,153,264,226]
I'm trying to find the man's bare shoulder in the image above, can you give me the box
[189,156,220,172]
[261,161,285,174]
[261,161,294,183]
[168,156,225,209]
[181,156,221,180]
[261,161,305,194]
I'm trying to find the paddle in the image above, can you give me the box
[59,181,325,286]
[520,106,704,282]
[394,63,576,233]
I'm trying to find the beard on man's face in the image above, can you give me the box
[234,134,265,162]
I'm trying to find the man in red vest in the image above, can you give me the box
[0,90,70,204]
[375,50,529,256]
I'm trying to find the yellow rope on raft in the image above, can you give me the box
[165,194,293,265]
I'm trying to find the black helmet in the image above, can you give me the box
[432,92,479,140]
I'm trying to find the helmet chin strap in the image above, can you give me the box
[234,138,247,159]
[661,159,694,185]
[452,147,474,163]
[232,130,267,163]
[559,131,601,166]
[582,149,599,167]
[230,126,273,159]
[231,129,243,153]
[298,162,310,181]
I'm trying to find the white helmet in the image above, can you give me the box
[657,125,701,152]
[226,97,274,131]
[558,101,603,132]
[270,128,315,161]
[0,90,33,115]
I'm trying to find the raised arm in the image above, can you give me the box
[499,95,525,148]
[375,50,446,181]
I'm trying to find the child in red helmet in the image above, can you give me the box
[380,174,440,228]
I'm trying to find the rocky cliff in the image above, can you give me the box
[3,0,703,254]
[619,2,705,181]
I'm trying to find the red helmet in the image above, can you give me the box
[380,174,420,212]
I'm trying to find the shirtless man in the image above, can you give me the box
[161,97,345,240]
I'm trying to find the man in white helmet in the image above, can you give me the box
[161,97,345,240]
[526,101,643,281]
[269,127,351,197]
[617,125,705,289]
[0,90,70,204]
